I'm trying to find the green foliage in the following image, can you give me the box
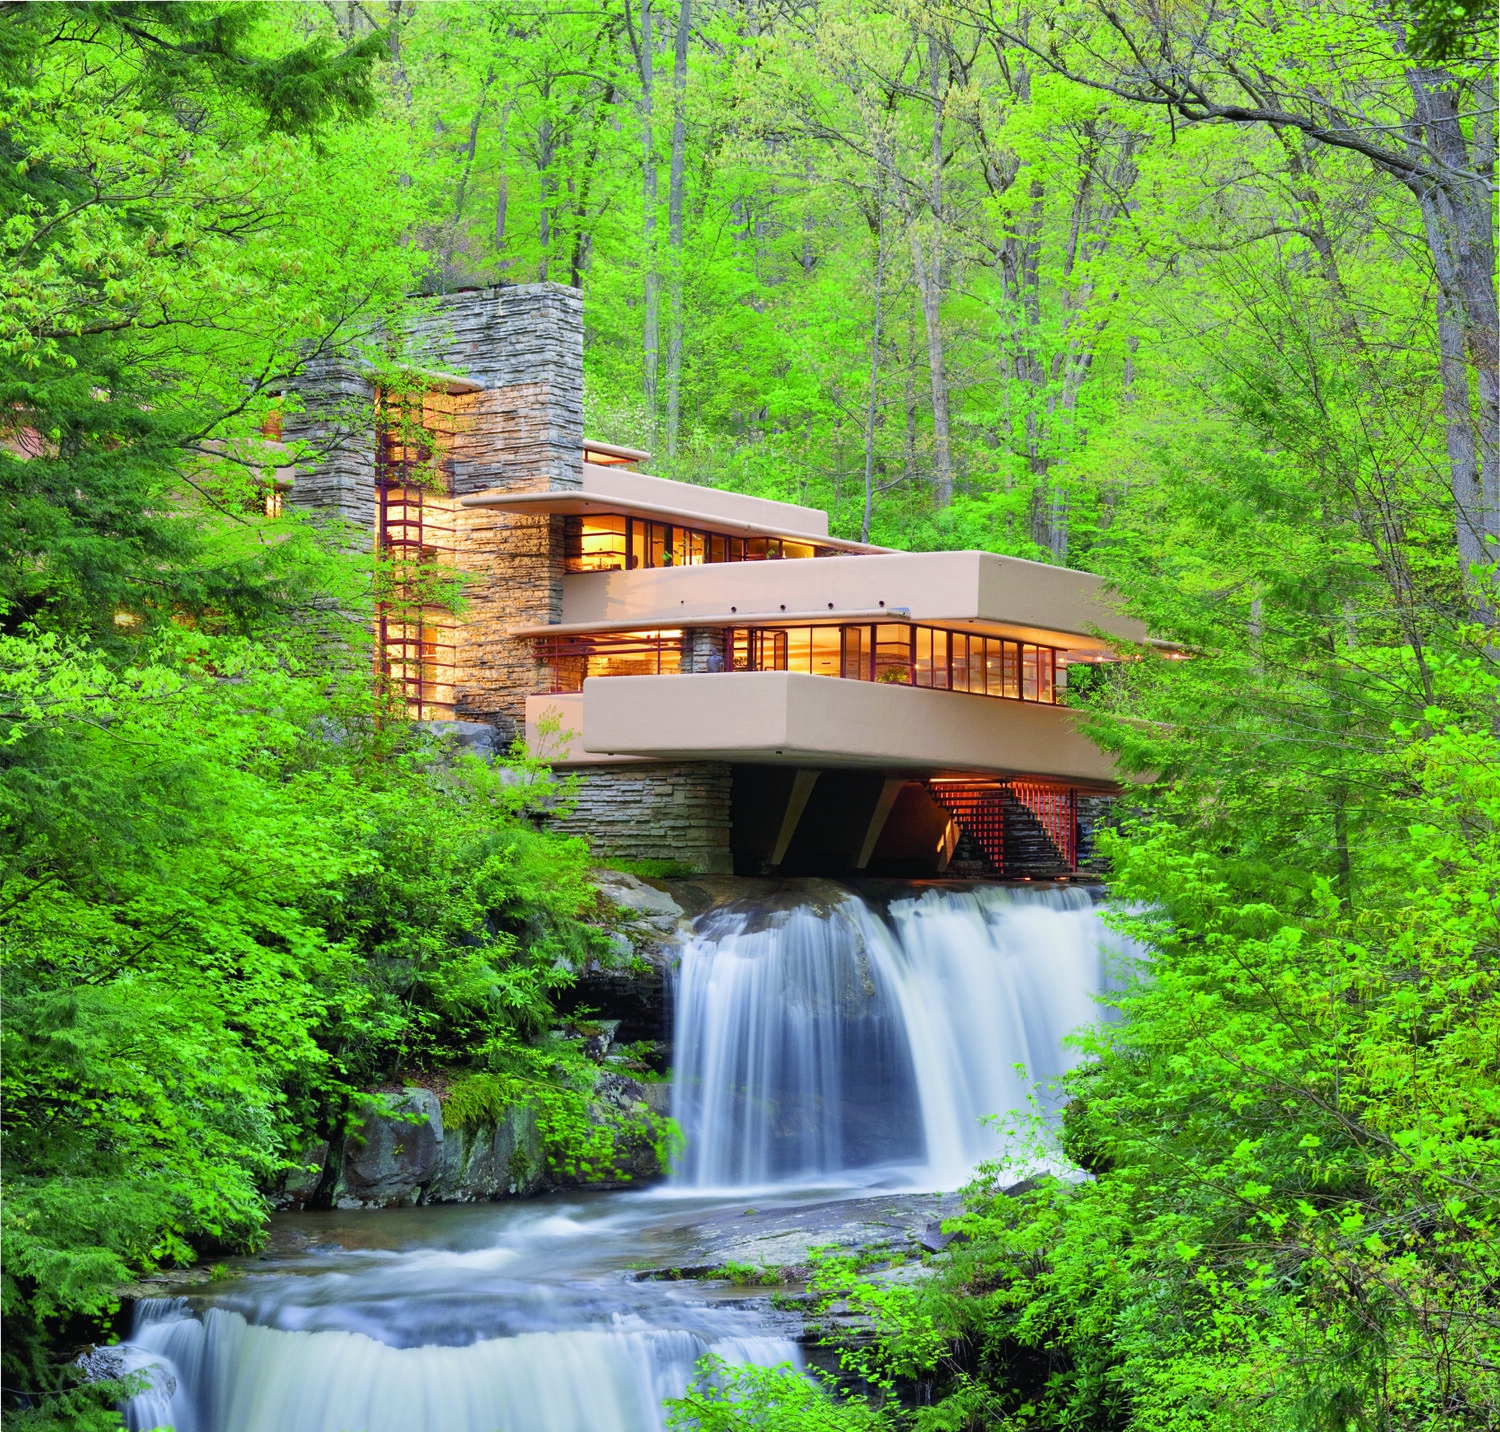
[667,1355,895,1432]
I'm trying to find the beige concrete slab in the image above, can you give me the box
[523,692,654,765]
[560,550,1145,649]
[579,671,1122,787]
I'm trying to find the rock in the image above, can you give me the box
[75,1346,129,1383]
[431,1104,546,1202]
[337,1088,444,1208]
[268,1139,329,1211]
[592,869,686,938]
[581,1019,621,1061]
[917,1218,970,1254]
[416,719,501,760]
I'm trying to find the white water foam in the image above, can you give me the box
[671,884,1129,1191]
[123,1299,796,1432]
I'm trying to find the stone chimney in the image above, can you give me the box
[283,282,585,738]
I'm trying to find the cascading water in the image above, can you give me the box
[120,883,1130,1431]
[670,884,1127,1191]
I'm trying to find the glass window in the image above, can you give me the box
[914,627,935,688]
[873,625,911,685]
[570,515,626,572]
[1001,641,1020,699]
[784,627,812,673]
[782,541,814,560]
[951,633,969,692]
[809,626,841,676]
[969,637,986,695]
[1038,647,1055,703]
[842,625,866,679]
[628,519,645,571]
[752,629,788,670]
[728,629,752,671]
[744,538,769,561]
[709,533,728,563]
[647,523,670,567]
[1022,645,1040,701]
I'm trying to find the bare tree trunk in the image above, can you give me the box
[862,176,887,544]
[913,35,953,509]
[1405,67,1498,597]
[910,230,953,508]
[664,0,690,457]
[639,0,660,433]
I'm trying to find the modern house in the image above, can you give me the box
[286,283,1146,877]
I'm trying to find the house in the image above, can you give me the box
[286,283,1146,877]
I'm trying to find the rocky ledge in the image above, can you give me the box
[270,1058,671,1212]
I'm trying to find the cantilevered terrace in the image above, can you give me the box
[461,449,1145,876]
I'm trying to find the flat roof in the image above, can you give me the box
[461,463,895,554]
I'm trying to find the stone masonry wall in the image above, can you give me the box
[550,762,734,875]
[421,286,584,737]
[283,283,585,741]
[680,627,727,673]
[281,360,377,537]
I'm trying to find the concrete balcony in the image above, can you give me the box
[553,549,1145,652]
[526,672,1120,786]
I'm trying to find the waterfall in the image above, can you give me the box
[670,884,1125,1191]
[123,1298,796,1432]
[119,881,1128,1432]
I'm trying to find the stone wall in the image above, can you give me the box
[680,627,727,673]
[283,283,586,742]
[550,762,734,875]
[281,360,378,536]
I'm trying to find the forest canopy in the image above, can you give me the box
[1,1,1495,1429]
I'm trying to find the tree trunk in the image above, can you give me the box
[664,0,690,458]
[640,0,660,433]
[1405,67,1498,598]
[862,177,887,544]
[914,35,953,509]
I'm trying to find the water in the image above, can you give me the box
[121,884,1127,1431]
[671,883,1126,1190]
[121,1195,802,1432]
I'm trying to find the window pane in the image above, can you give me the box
[782,541,815,560]
[745,538,770,560]
[951,632,969,692]
[648,523,669,568]
[1002,641,1020,699]
[930,629,949,689]
[729,629,751,671]
[1022,645,1040,701]
[810,626,841,676]
[984,639,1004,697]
[576,515,626,572]
[970,637,985,695]
[914,627,935,688]
[728,538,744,562]
[842,625,866,679]
[785,627,812,674]
[629,519,645,571]
[873,624,910,684]
[709,533,728,563]
[1038,647,1055,703]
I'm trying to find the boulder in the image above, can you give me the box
[268,1139,329,1211]
[336,1088,444,1208]
[591,869,687,940]
[431,1105,546,1202]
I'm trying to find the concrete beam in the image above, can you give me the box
[855,778,906,869]
[770,769,821,866]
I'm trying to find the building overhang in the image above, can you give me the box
[551,549,1147,650]
[460,488,890,554]
[526,671,1123,788]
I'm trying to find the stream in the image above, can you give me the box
[120,883,1132,1432]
